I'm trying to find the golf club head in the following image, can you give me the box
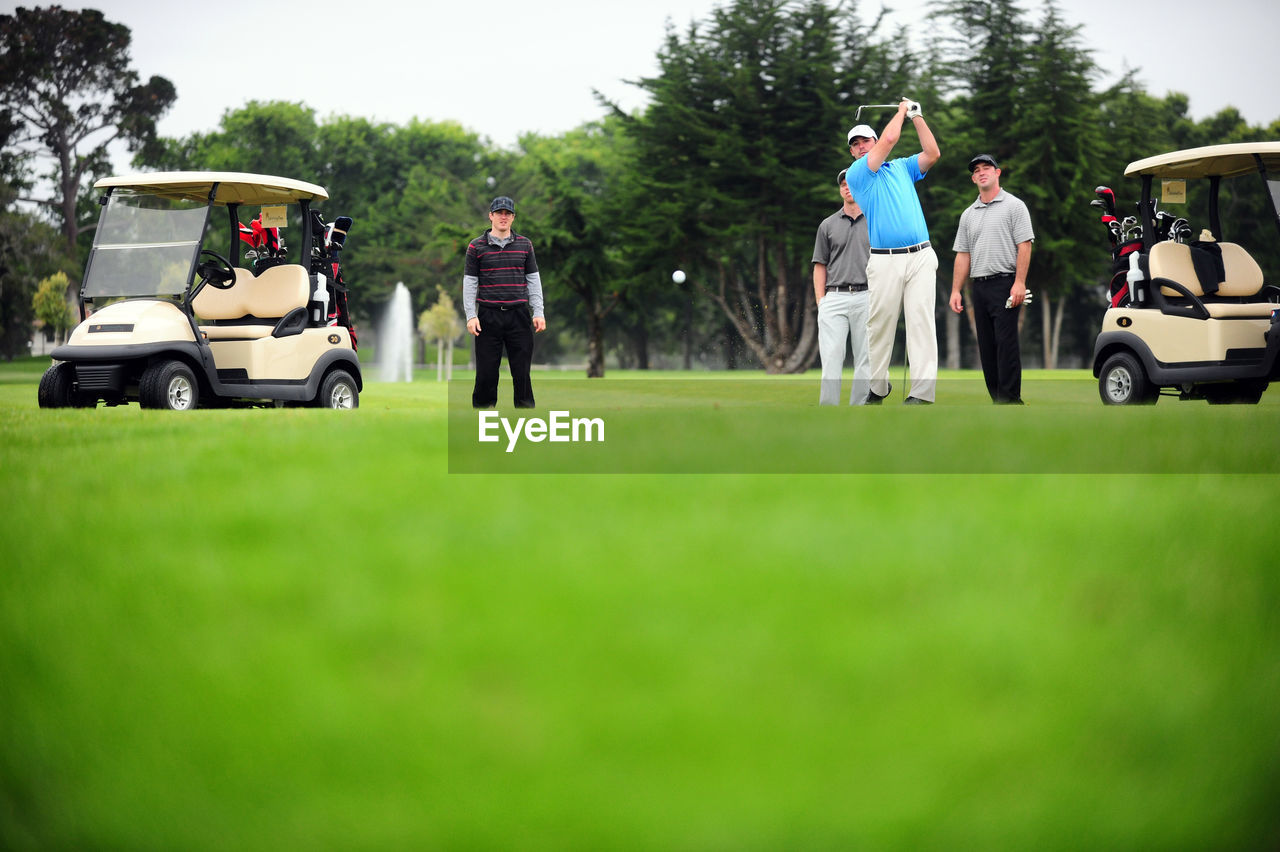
[1104,216,1120,246]
[1090,199,1105,209]
[329,215,353,250]
[1094,186,1116,216]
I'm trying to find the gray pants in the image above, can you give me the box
[817,289,871,405]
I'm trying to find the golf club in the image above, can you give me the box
[1094,186,1117,217]
[1120,215,1140,242]
[1101,214,1120,246]
[1089,189,1143,308]
[854,102,900,121]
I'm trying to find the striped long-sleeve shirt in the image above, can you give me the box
[462,230,543,320]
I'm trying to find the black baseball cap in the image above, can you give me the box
[837,169,847,186]
[490,196,515,213]
[968,154,999,172]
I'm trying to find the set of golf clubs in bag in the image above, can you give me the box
[1091,185,1194,308]
[1091,186,1192,247]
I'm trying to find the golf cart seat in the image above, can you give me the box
[193,264,311,339]
[1151,241,1276,318]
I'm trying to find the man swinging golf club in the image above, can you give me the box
[845,97,941,404]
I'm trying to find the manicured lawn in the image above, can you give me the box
[2,357,1278,849]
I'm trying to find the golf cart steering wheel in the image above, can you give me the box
[197,249,237,289]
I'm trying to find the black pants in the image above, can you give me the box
[972,275,1022,403]
[472,304,535,408]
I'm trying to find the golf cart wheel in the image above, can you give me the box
[1099,351,1157,405]
[38,362,77,408]
[316,369,358,409]
[140,360,200,411]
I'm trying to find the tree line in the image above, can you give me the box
[3,1,1277,372]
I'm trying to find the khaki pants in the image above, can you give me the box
[866,247,939,402]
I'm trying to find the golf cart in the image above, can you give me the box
[39,171,361,410]
[1091,142,1280,404]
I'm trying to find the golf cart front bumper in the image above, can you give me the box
[50,341,209,400]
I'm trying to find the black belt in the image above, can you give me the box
[478,302,527,311]
[870,241,930,255]
[973,272,1014,282]
[825,284,868,292]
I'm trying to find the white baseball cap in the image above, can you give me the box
[847,124,878,144]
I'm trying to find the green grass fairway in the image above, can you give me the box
[448,371,1280,473]
[2,357,1279,850]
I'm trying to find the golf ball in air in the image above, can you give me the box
[672,270,686,284]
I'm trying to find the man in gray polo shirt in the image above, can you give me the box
[949,154,1034,404]
[812,168,872,405]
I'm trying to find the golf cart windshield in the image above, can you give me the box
[83,190,210,298]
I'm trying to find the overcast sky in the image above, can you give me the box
[52,0,1280,152]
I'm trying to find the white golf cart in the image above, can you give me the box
[39,171,361,410]
[1092,142,1280,404]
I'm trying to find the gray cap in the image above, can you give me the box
[490,196,515,213]
[837,169,848,186]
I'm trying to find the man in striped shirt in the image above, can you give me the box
[463,196,545,408]
[949,154,1034,404]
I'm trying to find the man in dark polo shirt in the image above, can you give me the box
[463,196,545,408]
[812,168,872,405]
[949,154,1034,404]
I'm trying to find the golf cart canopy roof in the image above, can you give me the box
[94,171,329,205]
[1124,142,1280,180]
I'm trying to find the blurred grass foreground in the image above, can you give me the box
[2,359,1279,849]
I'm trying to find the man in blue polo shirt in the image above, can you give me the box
[846,97,941,404]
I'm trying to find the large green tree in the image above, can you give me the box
[617,0,904,373]
[144,99,320,177]
[1008,2,1100,368]
[141,103,490,320]
[0,5,175,252]
[925,0,1031,368]
[517,121,633,377]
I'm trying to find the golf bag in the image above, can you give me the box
[1108,239,1143,308]
[308,210,358,350]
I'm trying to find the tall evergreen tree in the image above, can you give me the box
[615,0,901,372]
[927,0,1032,368]
[517,121,628,378]
[1008,1,1100,368]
